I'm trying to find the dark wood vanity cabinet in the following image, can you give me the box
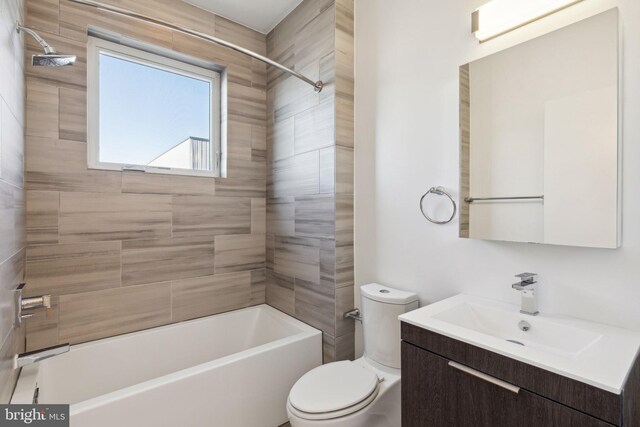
[401,322,640,427]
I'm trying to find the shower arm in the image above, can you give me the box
[68,0,324,93]
[16,24,56,54]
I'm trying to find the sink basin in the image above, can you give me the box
[431,300,602,357]
[399,294,640,394]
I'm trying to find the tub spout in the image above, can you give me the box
[15,343,70,369]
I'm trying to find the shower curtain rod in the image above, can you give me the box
[68,0,324,93]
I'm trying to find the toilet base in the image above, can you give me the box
[287,358,401,427]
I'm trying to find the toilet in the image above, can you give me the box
[287,283,419,427]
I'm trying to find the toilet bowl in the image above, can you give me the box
[287,284,419,427]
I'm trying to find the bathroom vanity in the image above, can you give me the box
[399,295,640,427]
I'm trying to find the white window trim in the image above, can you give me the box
[87,36,222,178]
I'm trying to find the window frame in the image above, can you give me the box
[87,36,222,177]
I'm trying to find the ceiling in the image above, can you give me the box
[184,0,304,34]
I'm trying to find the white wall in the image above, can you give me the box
[354,0,640,356]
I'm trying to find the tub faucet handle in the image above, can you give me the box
[15,283,52,325]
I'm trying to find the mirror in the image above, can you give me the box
[459,9,620,248]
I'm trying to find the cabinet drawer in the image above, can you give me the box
[401,321,623,425]
[402,342,615,427]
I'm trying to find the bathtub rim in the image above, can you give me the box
[12,304,321,411]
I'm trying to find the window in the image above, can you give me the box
[87,36,221,177]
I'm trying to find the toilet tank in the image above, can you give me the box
[361,283,419,369]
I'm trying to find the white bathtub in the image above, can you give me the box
[11,304,322,427]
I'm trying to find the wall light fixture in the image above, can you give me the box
[472,0,584,42]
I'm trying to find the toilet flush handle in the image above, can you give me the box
[343,308,362,322]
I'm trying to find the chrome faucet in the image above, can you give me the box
[14,344,70,368]
[512,273,539,316]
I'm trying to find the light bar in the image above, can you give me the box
[472,0,584,42]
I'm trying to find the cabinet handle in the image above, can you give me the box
[448,361,520,394]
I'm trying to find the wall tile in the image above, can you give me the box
[58,283,171,344]
[58,87,86,142]
[214,177,266,198]
[295,195,335,239]
[122,236,215,287]
[0,182,23,262]
[251,59,267,91]
[104,0,218,37]
[266,0,354,363]
[214,234,266,274]
[228,83,267,127]
[269,62,320,122]
[172,271,251,322]
[272,151,319,197]
[250,269,266,305]
[26,241,121,296]
[25,295,58,351]
[214,15,266,56]
[272,117,294,161]
[267,197,295,236]
[25,137,121,193]
[295,278,334,334]
[59,192,172,242]
[0,250,24,350]
[251,125,267,152]
[26,190,58,245]
[172,31,252,87]
[173,195,251,237]
[294,4,335,70]
[0,322,24,404]
[25,0,58,34]
[25,79,58,139]
[294,101,335,155]
[265,270,294,316]
[122,171,216,196]
[335,331,355,361]
[336,146,354,194]
[274,236,320,284]
[335,285,355,337]
[322,332,336,363]
[59,0,173,47]
[266,234,274,270]
[336,245,354,289]
[1,100,25,188]
[336,194,354,246]
[251,198,266,234]
[319,146,335,194]
[320,239,335,283]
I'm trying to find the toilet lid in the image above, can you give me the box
[289,361,380,414]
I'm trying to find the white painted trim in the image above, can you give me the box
[87,36,222,177]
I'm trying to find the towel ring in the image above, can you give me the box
[419,187,457,225]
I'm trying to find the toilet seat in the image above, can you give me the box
[288,361,380,420]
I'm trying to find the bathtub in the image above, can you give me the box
[11,304,322,427]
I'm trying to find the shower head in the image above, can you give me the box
[16,23,76,67]
[31,54,77,67]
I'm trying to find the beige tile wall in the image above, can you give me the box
[459,64,470,238]
[266,0,355,362]
[23,0,268,349]
[0,0,26,403]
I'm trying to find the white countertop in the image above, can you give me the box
[399,294,640,394]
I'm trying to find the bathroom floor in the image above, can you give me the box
[279,423,291,427]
